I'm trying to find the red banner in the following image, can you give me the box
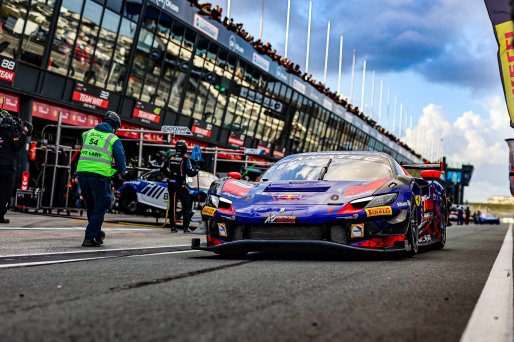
[273,150,285,158]
[132,101,161,124]
[0,92,19,112]
[0,56,16,84]
[0,68,15,83]
[71,82,110,110]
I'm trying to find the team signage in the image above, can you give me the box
[0,56,16,84]
[228,132,245,147]
[71,82,110,110]
[191,119,212,138]
[132,101,162,124]
[161,125,193,135]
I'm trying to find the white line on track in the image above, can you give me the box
[1,245,191,258]
[0,249,200,269]
[460,223,513,342]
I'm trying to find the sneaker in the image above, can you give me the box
[99,231,105,244]
[82,238,102,247]
[170,228,178,233]
[0,218,10,224]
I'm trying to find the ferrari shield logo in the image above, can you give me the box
[414,195,421,207]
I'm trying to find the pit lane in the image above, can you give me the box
[0,215,511,341]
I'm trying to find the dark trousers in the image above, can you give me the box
[77,173,112,239]
[0,166,14,219]
[168,181,192,229]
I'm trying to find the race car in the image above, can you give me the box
[118,170,218,216]
[192,151,447,257]
[478,212,501,225]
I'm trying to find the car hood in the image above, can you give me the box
[220,178,392,207]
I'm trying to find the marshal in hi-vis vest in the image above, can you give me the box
[76,129,119,177]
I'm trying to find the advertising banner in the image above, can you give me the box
[228,131,245,147]
[0,56,16,85]
[0,92,19,112]
[507,139,514,196]
[484,0,514,127]
[71,82,110,110]
[191,119,212,138]
[132,101,162,124]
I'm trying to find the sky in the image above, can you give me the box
[207,0,513,202]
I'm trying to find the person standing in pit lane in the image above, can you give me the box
[0,110,31,223]
[76,111,126,247]
[161,140,199,233]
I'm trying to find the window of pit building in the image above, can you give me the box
[252,80,286,143]
[0,0,53,67]
[224,59,260,137]
[46,0,132,90]
[182,35,215,121]
[136,7,176,107]
[288,95,310,154]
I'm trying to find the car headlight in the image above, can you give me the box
[208,195,232,209]
[366,193,398,208]
[350,193,398,208]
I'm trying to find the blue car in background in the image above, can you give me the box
[478,212,501,225]
[118,169,218,216]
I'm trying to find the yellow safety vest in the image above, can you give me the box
[76,129,119,177]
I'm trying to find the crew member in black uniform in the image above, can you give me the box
[161,140,198,233]
[0,110,32,223]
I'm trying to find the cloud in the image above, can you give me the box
[403,96,513,201]
[210,0,499,93]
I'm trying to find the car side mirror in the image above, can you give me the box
[227,172,242,179]
[421,170,441,180]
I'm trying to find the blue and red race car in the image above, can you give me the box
[192,151,447,257]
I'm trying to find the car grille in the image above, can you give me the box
[233,225,347,244]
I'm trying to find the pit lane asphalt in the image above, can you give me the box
[0,222,510,342]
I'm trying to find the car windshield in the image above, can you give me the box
[261,155,392,182]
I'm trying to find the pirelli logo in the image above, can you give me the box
[365,206,393,217]
[202,206,216,217]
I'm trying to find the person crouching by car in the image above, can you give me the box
[76,111,126,247]
[161,140,198,233]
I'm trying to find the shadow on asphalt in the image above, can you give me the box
[192,245,453,262]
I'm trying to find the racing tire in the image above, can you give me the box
[119,189,139,215]
[403,203,419,258]
[433,215,447,250]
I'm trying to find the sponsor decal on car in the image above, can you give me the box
[351,223,365,238]
[223,180,254,197]
[202,206,216,217]
[218,222,228,237]
[221,192,242,199]
[365,206,393,217]
[272,194,303,201]
[338,213,359,220]
[264,215,296,224]
[414,195,421,207]
[343,178,391,196]
[396,201,410,208]
[418,235,432,243]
